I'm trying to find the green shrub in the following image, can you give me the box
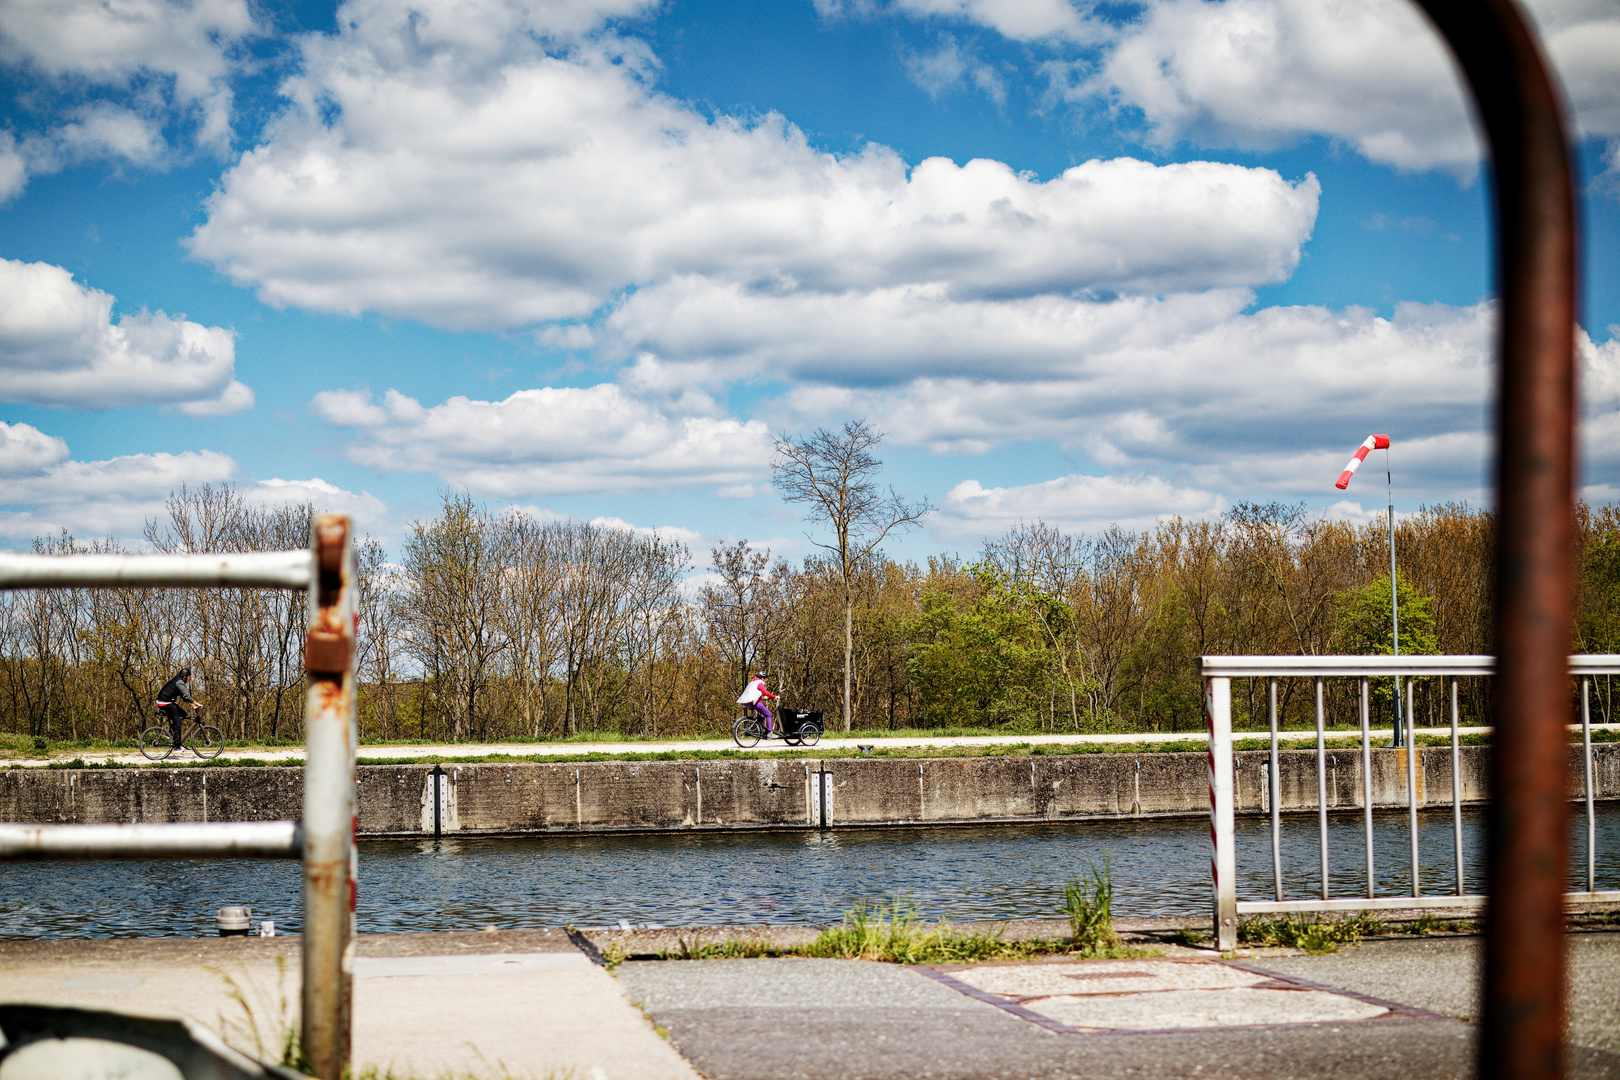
[1064,860,1117,954]
[1237,913,1383,954]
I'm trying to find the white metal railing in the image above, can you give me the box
[0,550,313,589]
[0,522,356,1080]
[1202,654,1620,950]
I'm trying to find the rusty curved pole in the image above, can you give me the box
[1404,0,1578,1076]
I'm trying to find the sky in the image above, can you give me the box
[0,0,1617,568]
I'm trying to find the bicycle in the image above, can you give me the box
[138,710,224,760]
[732,708,821,748]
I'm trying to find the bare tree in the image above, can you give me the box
[772,420,931,730]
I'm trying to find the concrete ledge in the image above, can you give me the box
[2,745,1616,836]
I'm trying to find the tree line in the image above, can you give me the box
[2,487,1618,744]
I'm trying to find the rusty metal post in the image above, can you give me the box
[301,516,357,1080]
[1406,1,1577,1076]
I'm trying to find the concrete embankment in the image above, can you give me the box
[3,745,1617,836]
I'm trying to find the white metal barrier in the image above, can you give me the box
[1202,654,1620,950]
[0,520,356,1080]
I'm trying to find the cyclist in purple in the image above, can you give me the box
[155,668,204,749]
[736,672,780,738]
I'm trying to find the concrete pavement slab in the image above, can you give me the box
[0,933,699,1080]
[615,948,1620,1080]
[1248,931,1620,1058]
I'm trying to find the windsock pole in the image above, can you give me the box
[1337,435,1401,744]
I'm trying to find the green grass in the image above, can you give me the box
[1237,913,1384,954]
[648,861,1153,967]
[1064,860,1118,955]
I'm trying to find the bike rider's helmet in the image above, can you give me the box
[755,672,767,679]
[179,667,192,679]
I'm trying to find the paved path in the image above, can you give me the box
[23,723,1606,769]
[5,927,1617,1079]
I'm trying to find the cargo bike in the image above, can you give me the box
[733,707,822,748]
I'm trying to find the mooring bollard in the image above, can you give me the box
[217,906,251,937]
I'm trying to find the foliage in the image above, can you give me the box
[1237,913,1384,953]
[6,488,1620,742]
[801,899,1073,964]
[1064,860,1118,954]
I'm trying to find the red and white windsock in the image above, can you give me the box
[1335,435,1391,490]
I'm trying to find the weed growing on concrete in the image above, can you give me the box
[1404,913,1441,935]
[1064,860,1116,954]
[599,937,630,971]
[1164,927,1208,948]
[1237,913,1383,954]
[797,898,1152,964]
[658,934,786,961]
[208,956,307,1072]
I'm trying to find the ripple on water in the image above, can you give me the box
[3,806,1615,938]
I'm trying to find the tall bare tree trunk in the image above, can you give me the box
[843,587,853,732]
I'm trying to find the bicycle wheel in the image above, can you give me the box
[138,726,173,760]
[798,724,821,748]
[189,724,225,760]
[733,716,762,748]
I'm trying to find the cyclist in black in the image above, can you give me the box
[155,668,204,749]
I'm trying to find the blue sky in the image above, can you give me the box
[1,0,1617,567]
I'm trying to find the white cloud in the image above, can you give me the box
[188,0,1317,332]
[0,421,386,543]
[1070,0,1618,174]
[0,420,236,540]
[312,384,775,496]
[817,0,1096,41]
[933,473,1226,538]
[246,477,390,533]
[0,0,262,196]
[1093,0,1479,173]
[903,36,1008,104]
[766,299,1502,498]
[0,259,251,413]
[0,133,24,204]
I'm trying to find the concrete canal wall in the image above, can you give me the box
[3,745,1618,836]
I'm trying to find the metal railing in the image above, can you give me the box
[0,518,357,1080]
[1203,654,1620,951]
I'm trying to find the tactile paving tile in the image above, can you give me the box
[945,959,1269,1000]
[1031,986,1388,1030]
[923,958,1395,1033]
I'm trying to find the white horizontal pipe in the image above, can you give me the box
[1238,895,1489,914]
[0,821,301,860]
[1236,891,1620,915]
[1200,654,1620,677]
[0,551,313,590]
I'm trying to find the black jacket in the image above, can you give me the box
[157,674,195,705]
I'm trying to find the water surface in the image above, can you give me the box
[4,806,1614,938]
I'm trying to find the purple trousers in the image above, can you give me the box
[747,701,775,732]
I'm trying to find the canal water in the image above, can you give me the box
[5,806,1616,938]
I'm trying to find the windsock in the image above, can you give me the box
[1335,435,1391,489]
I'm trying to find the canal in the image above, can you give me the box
[5,805,1616,938]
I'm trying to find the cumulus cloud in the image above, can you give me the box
[312,384,774,496]
[0,259,251,412]
[933,473,1226,538]
[0,420,235,540]
[187,0,1317,331]
[0,421,386,542]
[0,0,263,195]
[764,299,1504,499]
[832,0,1619,176]
[1063,0,1616,174]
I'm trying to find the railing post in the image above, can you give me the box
[1403,0,1577,1074]
[301,516,357,1080]
[1207,676,1237,951]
